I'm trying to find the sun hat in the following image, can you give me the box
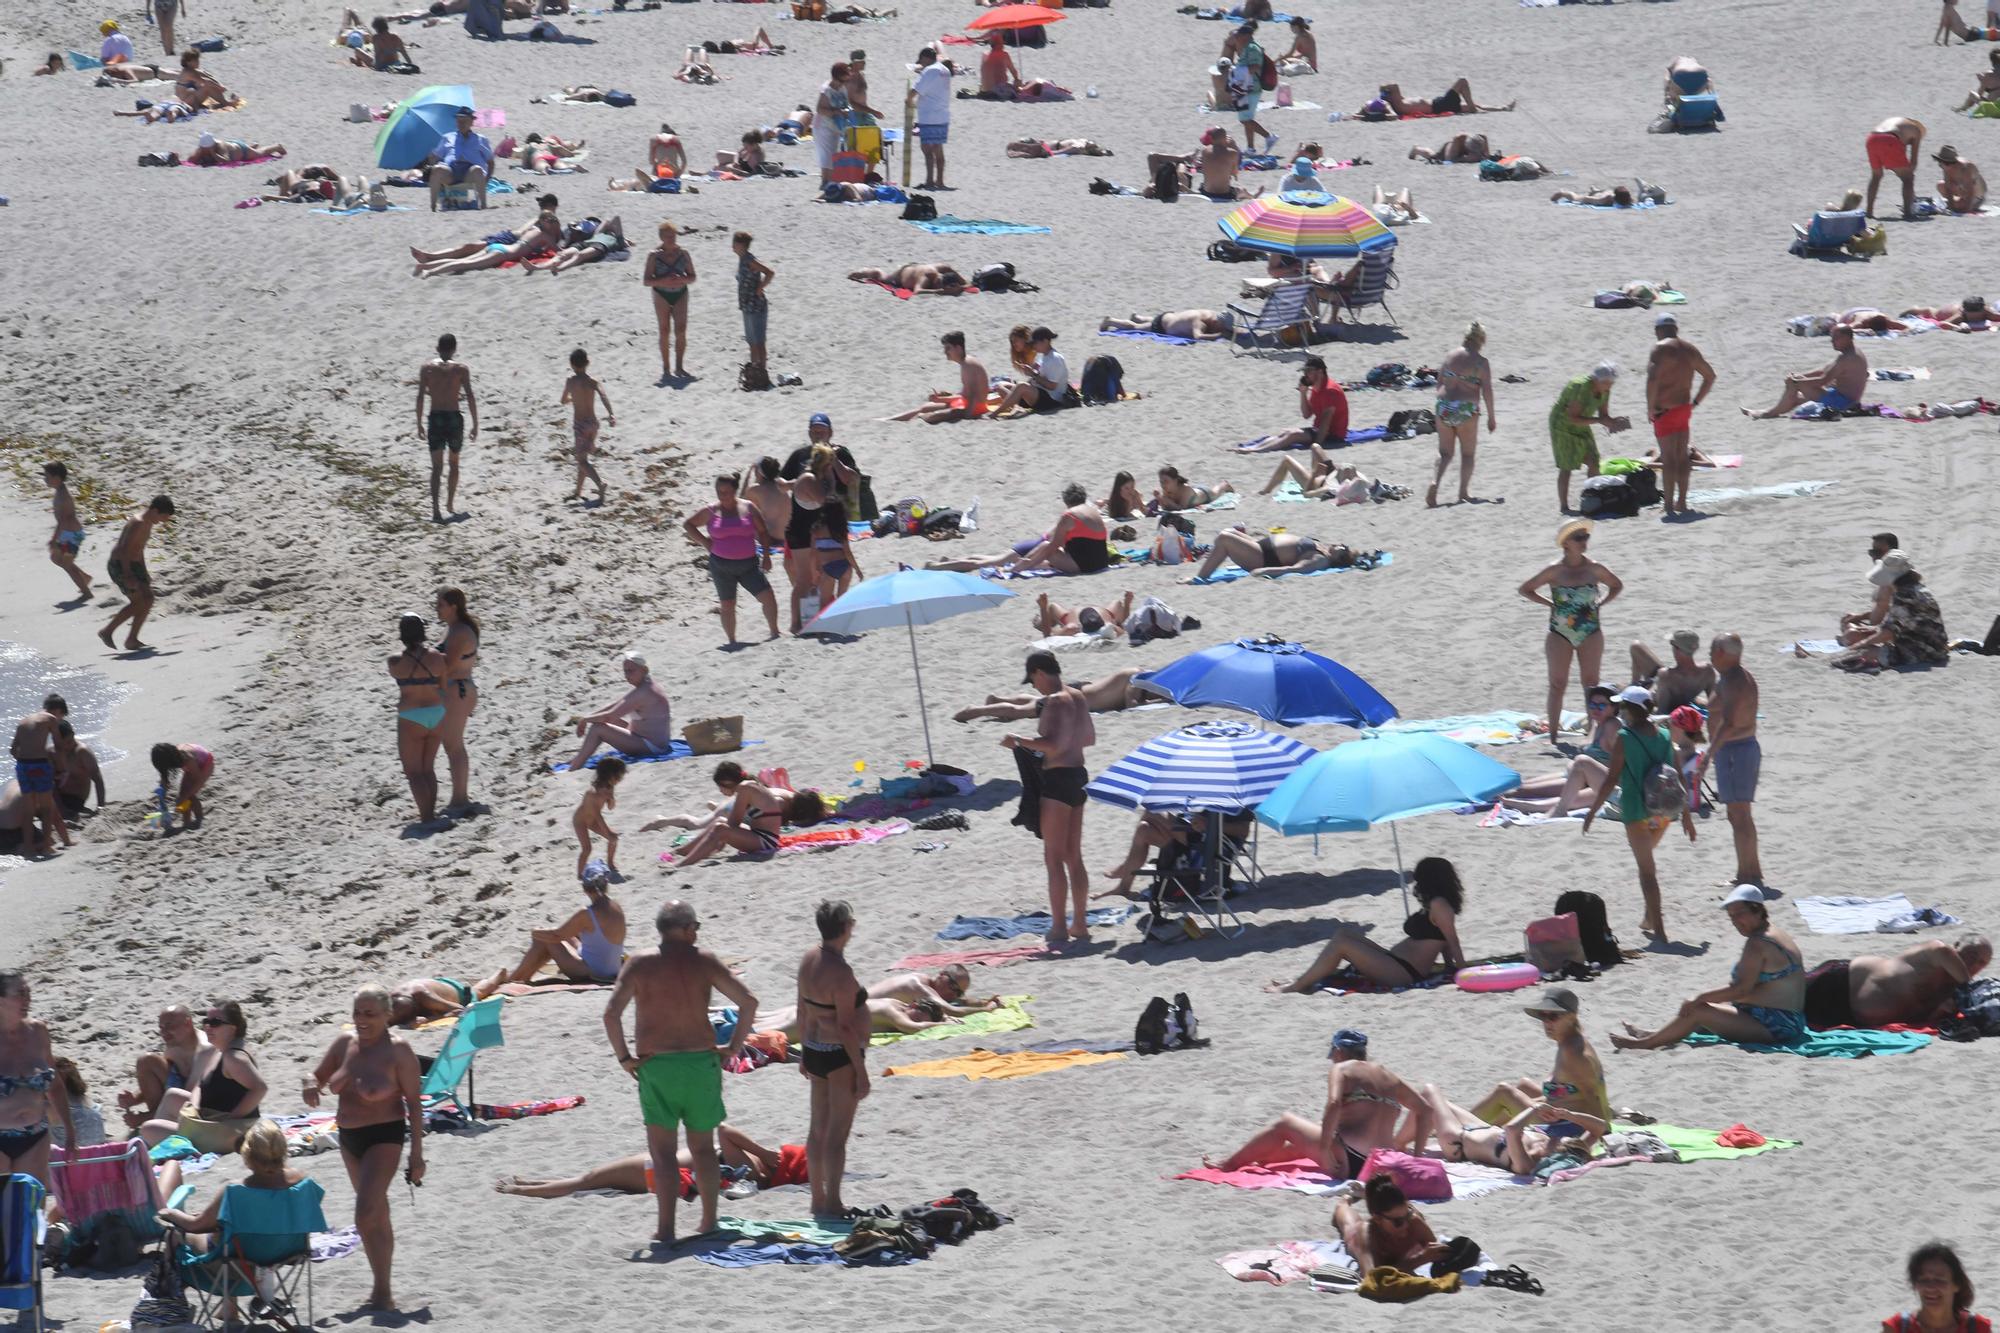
[1523,987,1579,1017]
[1654,311,1678,328]
[1670,629,1701,654]
[1935,145,1960,163]
[1668,705,1705,736]
[100,19,120,33]
[1868,550,1913,586]
[1615,685,1653,707]
[1722,884,1768,907]
[198,132,216,148]
[1591,360,1619,380]
[1555,517,1593,546]
[1292,156,1317,172]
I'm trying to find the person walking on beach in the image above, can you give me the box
[602,899,757,1245]
[1864,116,1925,220]
[644,221,696,382]
[560,348,614,505]
[416,334,478,522]
[1428,321,1496,508]
[1582,690,1696,940]
[797,900,868,1219]
[733,232,773,373]
[1003,651,1096,948]
[146,0,185,57]
[10,695,73,854]
[1519,520,1621,741]
[1697,633,1763,888]
[1645,314,1714,519]
[42,462,92,600]
[99,495,174,651]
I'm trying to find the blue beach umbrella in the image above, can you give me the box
[806,570,1015,769]
[1136,636,1398,728]
[1255,732,1521,911]
[1086,719,1316,814]
[373,87,474,170]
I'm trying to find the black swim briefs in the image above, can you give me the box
[427,409,466,453]
[1041,765,1088,807]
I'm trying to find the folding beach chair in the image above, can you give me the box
[1226,281,1316,355]
[421,996,505,1117]
[1138,814,1248,942]
[48,1138,172,1262]
[0,1175,47,1333]
[177,1179,328,1333]
[1668,93,1724,131]
[1324,250,1400,329]
[1789,209,1868,257]
[845,122,884,165]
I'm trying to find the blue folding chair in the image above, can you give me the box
[1790,209,1868,257]
[420,996,505,1116]
[1,1175,47,1333]
[1669,93,1724,131]
[178,1179,328,1332]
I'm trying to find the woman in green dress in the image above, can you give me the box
[1547,362,1629,512]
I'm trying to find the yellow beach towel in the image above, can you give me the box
[883,1048,1129,1081]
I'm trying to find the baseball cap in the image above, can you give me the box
[1329,1027,1369,1055]
[1670,629,1700,654]
[1077,607,1105,634]
[1668,705,1705,736]
[808,412,832,430]
[1654,312,1678,328]
[1614,685,1652,707]
[849,48,867,61]
[1030,326,1057,342]
[1523,987,1579,1017]
[1722,884,1768,907]
[1023,649,1060,683]
[198,132,217,148]
[101,19,120,33]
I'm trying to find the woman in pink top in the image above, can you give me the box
[152,742,215,829]
[684,475,782,645]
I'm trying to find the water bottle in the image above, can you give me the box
[1325,110,1343,123]
[1086,85,1098,99]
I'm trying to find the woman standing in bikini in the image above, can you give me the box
[1518,519,1620,741]
[305,985,424,1312]
[644,221,696,380]
[435,587,479,815]
[1429,321,1496,507]
[389,613,448,824]
[797,900,868,1219]
[0,970,75,1191]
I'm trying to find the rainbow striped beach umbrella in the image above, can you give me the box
[1216,192,1397,258]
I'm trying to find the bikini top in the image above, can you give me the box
[1402,907,1446,943]
[1541,1079,1581,1101]
[200,1047,254,1116]
[393,654,440,688]
[801,988,868,1012]
[1737,937,1803,987]
[1341,1086,1400,1108]
[0,1065,55,1097]
[651,249,693,281]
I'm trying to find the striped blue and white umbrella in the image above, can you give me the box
[1086,719,1317,813]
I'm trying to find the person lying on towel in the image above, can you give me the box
[495,1122,807,1199]
[1803,936,1991,1030]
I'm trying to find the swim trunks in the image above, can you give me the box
[1865,130,1911,172]
[427,409,465,453]
[1710,736,1761,804]
[107,557,150,595]
[1817,386,1857,411]
[13,759,55,795]
[917,122,948,145]
[1652,402,1694,439]
[636,1050,725,1132]
[55,530,84,557]
[1040,765,1088,807]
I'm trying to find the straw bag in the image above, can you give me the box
[681,716,744,755]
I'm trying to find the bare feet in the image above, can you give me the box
[97,627,116,648]
[124,636,147,650]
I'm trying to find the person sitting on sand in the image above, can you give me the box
[1277,16,1317,73]
[133,1000,264,1156]
[1239,356,1351,452]
[353,17,417,70]
[1374,80,1515,118]
[32,53,66,75]
[990,327,1078,416]
[1498,686,1619,817]
[187,134,285,166]
[1408,132,1492,164]
[980,33,1058,101]
[1488,987,1613,1137]
[1031,589,1135,640]
[1663,56,1711,104]
[566,652,674,768]
[1098,310,1234,341]
[1953,49,2000,108]
[848,263,967,295]
[1102,471,1145,520]
[925,484,1109,575]
[1831,553,1950,672]
[115,1005,205,1128]
[660,761,826,867]
[1180,530,1356,583]
[1552,184,1636,207]
[1268,857,1465,993]
[714,131,767,174]
[490,862,628,988]
[1742,323,1870,417]
[1933,144,1988,213]
[1207,1028,1429,1181]
[1147,129,1260,200]
[0,779,53,858]
[954,667,1164,722]
[1334,1175,1460,1277]
[1612,886,1810,1050]
[1900,295,1993,330]
[53,725,103,821]
[1418,1089,1605,1175]
[1803,935,1992,1031]
[1007,137,1112,159]
[175,49,242,110]
[1149,465,1235,512]
[495,1122,806,1201]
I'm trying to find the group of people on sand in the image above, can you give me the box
[889,324,1077,423]
[386,586,481,826]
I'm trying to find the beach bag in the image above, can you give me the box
[1356,1150,1451,1201]
[1845,224,1887,258]
[1432,1235,1483,1277]
[893,497,929,533]
[1005,24,1047,48]
[1134,991,1199,1054]
[1942,978,2000,1041]
[1079,354,1124,404]
[603,89,637,107]
[1259,52,1279,91]
[1124,594,1188,644]
[1577,474,1639,517]
[918,507,962,536]
[1152,160,1181,202]
[1523,912,1587,973]
[738,360,772,392]
[900,193,938,221]
[973,261,1016,292]
[681,716,743,755]
[1553,890,1620,969]
[1386,408,1436,438]
[1151,524,1195,565]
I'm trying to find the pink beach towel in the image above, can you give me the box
[891,945,1051,970]
[1176,1158,1341,1194]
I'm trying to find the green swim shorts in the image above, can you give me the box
[636,1050,725,1132]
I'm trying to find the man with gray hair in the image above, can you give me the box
[602,899,757,1245]
[565,652,674,770]
[1696,633,1761,887]
[1804,936,1991,1030]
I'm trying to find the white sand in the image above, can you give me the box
[5,0,2000,1326]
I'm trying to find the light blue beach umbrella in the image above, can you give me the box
[1086,719,1316,814]
[806,569,1015,769]
[1135,636,1398,728]
[373,85,475,170]
[1255,732,1521,911]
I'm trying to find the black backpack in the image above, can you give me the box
[1578,474,1641,518]
[972,261,1019,292]
[1553,890,1621,969]
[1386,408,1437,438]
[1079,354,1124,404]
[900,193,938,222]
[1151,160,1181,203]
[1135,992,1201,1054]
[1624,466,1662,506]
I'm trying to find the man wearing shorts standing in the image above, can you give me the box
[1003,651,1096,949]
[99,496,174,651]
[909,45,956,190]
[602,899,757,1246]
[1697,633,1763,889]
[1644,314,1715,520]
[415,333,478,522]
[1864,116,1925,220]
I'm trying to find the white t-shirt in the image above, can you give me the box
[101,32,136,62]
[1035,348,1070,393]
[913,63,952,126]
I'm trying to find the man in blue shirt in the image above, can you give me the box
[427,107,493,211]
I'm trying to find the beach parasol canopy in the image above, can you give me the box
[373,86,475,169]
[804,570,1015,770]
[1135,636,1397,728]
[1217,192,1397,258]
[966,4,1067,33]
[1086,719,1316,814]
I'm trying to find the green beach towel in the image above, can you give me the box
[1618,1121,1800,1162]
[870,995,1033,1046]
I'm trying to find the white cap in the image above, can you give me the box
[1722,884,1768,907]
[198,132,217,148]
[1614,685,1652,707]
[622,650,648,669]
[1591,360,1619,380]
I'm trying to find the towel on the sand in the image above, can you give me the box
[1780,639,1845,657]
[883,1048,1128,1080]
[552,739,762,772]
[1795,895,1961,934]
[1099,327,1200,346]
[870,995,1034,1046]
[891,945,1050,970]
[1625,1121,1801,1160]
[1157,491,1240,514]
[937,906,1132,940]
[1681,1027,1933,1057]
[496,979,613,996]
[1177,1158,1342,1196]
[1190,551,1392,584]
[659,819,910,864]
[864,277,978,300]
[1556,197,1671,210]
[907,216,1052,235]
[1310,970,1454,996]
[1873,367,1932,380]
[183,153,280,168]
[1365,709,1581,746]
[1686,479,1837,506]
[1232,425,1390,451]
[1218,1239,1351,1286]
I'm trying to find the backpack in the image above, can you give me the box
[1624,466,1661,506]
[900,193,937,221]
[738,360,772,392]
[1634,729,1686,817]
[1259,53,1279,91]
[1152,160,1181,203]
[1386,408,1436,438]
[1578,474,1640,518]
[1942,977,2000,1041]
[972,261,1017,293]
[1553,890,1621,969]
[1135,992,1200,1054]
[893,497,928,533]
[603,89,637,108]
[1079,354,1124,404]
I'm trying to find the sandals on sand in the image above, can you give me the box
[1483,1264,1545,1295]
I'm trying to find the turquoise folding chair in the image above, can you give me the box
[1669,93,1724,131]
[178,1179,328,1333]
[421,996,505,1116]
[1,1175,47,1333]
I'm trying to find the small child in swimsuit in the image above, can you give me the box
[559,347,614,504]
[574,756,624,880]
[152,742,215,829]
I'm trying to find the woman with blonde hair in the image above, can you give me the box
[1429,320,1496,507]
[434,586,480,814]
[644,220,696,380]
[157,1120,321,1325]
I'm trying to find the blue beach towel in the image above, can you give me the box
[1190,551,1393,585]
[1099,328,1200,347]
[1232,425,1389,452]
[938,906,1133,941]
[1555,197,1671,211]
[908,216,1052,235]
[551,739,763,773]
[1681,1028,1933,1058]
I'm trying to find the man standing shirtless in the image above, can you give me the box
[1804,936,1991,1030]
[43,462,93,599]
[99,496,174,650]
[10,694,73,853]
[567,652,675,769]
[416,333,478,521]
[602,899,756,1245]
[1864,116,1925,219]
[1003,651,1096,949]
[1644,314,1714,518]
[1697,633,1762,887]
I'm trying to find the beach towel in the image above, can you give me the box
[1098,328,1200,347]
[890,945,1050,970]
[937,906,1132,940]
[1686,479,1837,506]
[1555,197,1672,210]
[309,1227,362,1263]
[1681,1027,1932,1057]
[1874,367,1932,381]
[1781,638,1845,657]
[1626,1121,1801,1160]
[1177,1158,1343,1196]
[183,153,280,168]
[882,1048,1128,1081]
[907,216,1052,235]
[861,277,979,300]
[1190,551,1392,584]
[551,738,761,772]
[870,995,1034,1046]
[1365,709,1581,746]
[1232,425,1389,452]
[1795,895,1960,934]
[496,979,614,996]
[659,819,910,864]
[1218,1240,1352,1286]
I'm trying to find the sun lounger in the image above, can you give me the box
[1226,281,1315,354]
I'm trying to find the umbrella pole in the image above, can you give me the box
[906,607,937,771]
[1391,823,1410,916]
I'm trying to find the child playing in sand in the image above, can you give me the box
[574,757,624,878]
[55,723,105,819]
[559,348,613,504]
[151,742,214,829]
[43,461,92,599]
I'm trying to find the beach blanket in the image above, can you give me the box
[551,738,762,773]
[1218,1240,1352,1286]
[496,979,614,996]
[1189,551,1392,584]
[1232,425,1390,451]
[308,1227,361,1263]
[1478,804,1583,828]
[1795,895,1960,934]
[890,945,1050,970]
[882,1048,1128,1081]
[311,202,415,216]
[907,216,1052,235]
[183,153,280,168]
[1099,328,1200,347]
[1365,709,1581,746]
[1681,1027,1933,1057]
[1309,970,1455,997]
[1686,479,1837,506]
[1874,367,1931,381]
[659,819,910,864]
[1158,492,1240,514]
[1630,1121,1800,1160]
[1556,197,1671,210]
[862,277,980,300]
[870,995,1034,1046]
[937,906,1132,940]
[1177,1158,1343,1196]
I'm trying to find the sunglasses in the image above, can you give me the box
[1568,534,1590,545]
[201,1016,226,1027]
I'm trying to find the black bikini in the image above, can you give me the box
[200,1048,254,1117]
[799,985,867,1077]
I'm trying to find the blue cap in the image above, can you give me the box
[1330,1028,1369,1055]
[808,412,832,429]
[1293,157,1315,171]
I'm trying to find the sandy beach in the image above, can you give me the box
[4,0,2000,1327]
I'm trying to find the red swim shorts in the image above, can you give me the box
[1652,403,1694,439]
[1865,131,1910,173]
